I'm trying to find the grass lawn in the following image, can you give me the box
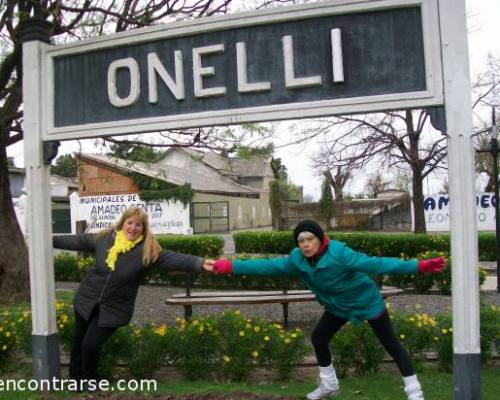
[1,363,499,399]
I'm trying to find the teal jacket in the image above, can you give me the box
[233,239,418,324]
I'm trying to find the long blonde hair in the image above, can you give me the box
[97,207,161,266]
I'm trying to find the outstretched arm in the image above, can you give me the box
[340,244,445,276]
[53,234,97,252]
[212,257,296,276]
[152,250,204,272]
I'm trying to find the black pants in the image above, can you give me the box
[311,309,414,377]
[69,306,117,381]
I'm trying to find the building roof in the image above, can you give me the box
[79,153,260,195]
[168,148,273,178]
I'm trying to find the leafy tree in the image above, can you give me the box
[51,154,78,178]
[108,143,165,163]
[318,178,334,230]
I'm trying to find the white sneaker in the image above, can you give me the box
[403,375,424,400]
[306,379,339,400]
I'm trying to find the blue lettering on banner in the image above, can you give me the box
[424,197,436,210]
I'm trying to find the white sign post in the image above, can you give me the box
[439,1,479,398]
[22,0,478,397]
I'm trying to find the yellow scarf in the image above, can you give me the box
[105,230,144,271]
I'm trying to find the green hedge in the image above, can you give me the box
[156,234,224,258]
[233,231,496,261]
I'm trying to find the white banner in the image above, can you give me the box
[424,193,498,232]
[70,192,191,235]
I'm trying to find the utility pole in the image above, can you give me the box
[490,107,500,292]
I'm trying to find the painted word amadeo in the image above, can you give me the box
[107,30,344,107]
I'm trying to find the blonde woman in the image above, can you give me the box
[53,207,212,387]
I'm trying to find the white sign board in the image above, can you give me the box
[424,193,497,232]
[69,192,191,235]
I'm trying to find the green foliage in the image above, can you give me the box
[53,252,94,281]
[318,179,334,230]
[330,322,385,377]
[169,316,220,380]
[108,143,164,163]
[130,173,194,205]
[233,231,496,261]
[51,154,78,178]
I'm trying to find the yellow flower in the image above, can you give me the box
[154,325,167,336]
[441,329,448,334]
[0,326,3,332]
[449,328,453,332]
[192,320,199,326]
[264,336,270,342]
[252,351,259,358]
[58,324,64,329]
[254,326,261,333]
[417,322,423,328]
[400,334,406,340]
[5,331,11,338]
[291,333,297,338]
[245,323,252,329]
[234,310,240,315]
[284,338,291,344]
[2,345,7,351]
[434,337,439,341]
[223,355,231,363]
[239,331,245,337]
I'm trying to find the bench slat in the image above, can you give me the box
[170,289,312,298]
[166,294,316,306]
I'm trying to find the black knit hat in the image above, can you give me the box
[293,220,324,244]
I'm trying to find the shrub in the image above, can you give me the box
[391,307,438,370]
[330,321,385,377]
[54,252,80,281]
[169,316,220,380]
[156,234,224,258]
[433,314,453,372]
[259,323,308,380]
[0,311,18,371]
[122,324,173,379]
[233,231,496,261]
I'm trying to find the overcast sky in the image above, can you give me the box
[8,0,500,199]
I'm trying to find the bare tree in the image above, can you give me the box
[320,168,350,201]
[0,0,250,303]
[300,109,447,233]
[365,172,389,198]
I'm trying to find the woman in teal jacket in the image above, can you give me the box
[211,220,444,400]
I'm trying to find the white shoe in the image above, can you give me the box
[306,380,339,400]
[403,375,424,400]
[307,364,339,400]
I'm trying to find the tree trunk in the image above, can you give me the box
[0,142,29,304]
[412,168,426,233]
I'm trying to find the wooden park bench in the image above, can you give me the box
[166,285,404,328]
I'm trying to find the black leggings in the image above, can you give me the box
[69,306,117,380]
[311,309,414,377]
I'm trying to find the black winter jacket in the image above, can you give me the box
[53,232,203,327]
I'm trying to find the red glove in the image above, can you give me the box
[418,257,445,274]
[213,258,233,275]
